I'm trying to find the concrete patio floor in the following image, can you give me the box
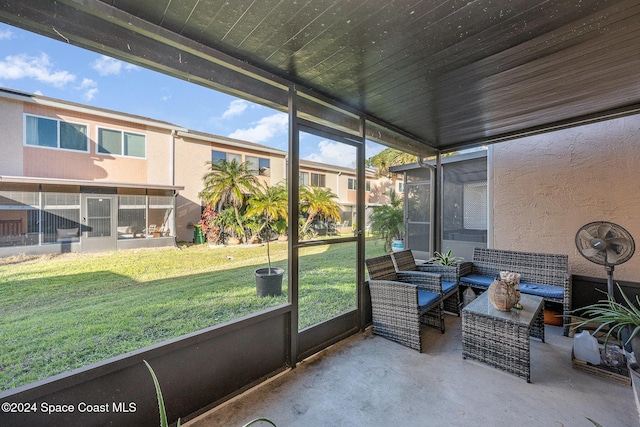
[186,316,639,427]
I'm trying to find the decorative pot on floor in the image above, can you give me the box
[391,239,404,252]
[255,267,284,297]
[623,326,640,355]
[633,334,640,357]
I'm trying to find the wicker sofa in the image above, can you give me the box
[459,248,571,335]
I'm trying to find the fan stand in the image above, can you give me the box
[605,264,615,296]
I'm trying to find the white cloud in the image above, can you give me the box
[228,113,288,144]
[304,140,357,168]
[0,28,14,40]
[222,99,249,119]
[0,53,75,87]
[83,88,99,101]
[365,141,386,158]
[90,55,138,76]
[78,78,98,101]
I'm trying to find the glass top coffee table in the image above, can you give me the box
[462,291,545,382]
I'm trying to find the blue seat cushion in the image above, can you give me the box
[460,274,493,287]
[519,282,564,299]
[442,280,457,294]
[460,274,564,299]
[418,290,440,309]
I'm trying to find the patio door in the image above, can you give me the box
[81,195,117,252]
[404,166,434,261]
[292,121,365,361]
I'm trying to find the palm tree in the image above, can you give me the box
[367,148,418,195]
[369,190,404,252]
[367,148,417,178]
[245,183,288,270]
[199,159,259,242]
[299,185,341,238]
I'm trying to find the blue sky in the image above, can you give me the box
[0,23,384,167]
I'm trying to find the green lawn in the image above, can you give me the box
[0,238,386,391]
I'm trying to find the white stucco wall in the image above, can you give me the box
[491,114,640,281]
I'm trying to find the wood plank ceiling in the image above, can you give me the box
[1,0,639,152]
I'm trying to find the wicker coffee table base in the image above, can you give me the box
[462,294,545,383]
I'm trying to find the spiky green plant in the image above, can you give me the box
[144,360,181,427]
[570,284,640,348]
[428,250,463,266]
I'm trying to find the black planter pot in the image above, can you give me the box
[254,267,284,297]
[621,326,640,355]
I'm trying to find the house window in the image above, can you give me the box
[348,178,371,191]
[299,172,309,186]
[25,114,88,151]
[211,150,226,164]
[227,153,241,163]
[259,158,270,176]
[398,182,405,193]
[124,133,146,157]
[311,173,325,187]
[97,128,146,158]
[246,156,271,176]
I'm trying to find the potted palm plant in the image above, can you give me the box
[570,284,640,355]
[245,183,287,297]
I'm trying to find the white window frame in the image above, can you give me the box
[211,150,226,164]
[311,173,326,187]
[246,156,270,176]
[299,172,309,186]
[23,113,90,153]
[227,153,241,163]
[348,178,357,190]
[96,126,147,158]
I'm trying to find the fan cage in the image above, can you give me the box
[575,221,635,266]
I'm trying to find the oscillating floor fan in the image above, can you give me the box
[575,221,635,295]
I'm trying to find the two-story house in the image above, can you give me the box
[0,87,184,256]
[0,87,395,255]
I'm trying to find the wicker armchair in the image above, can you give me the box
[365,254,445,352]
[391,250,473,315]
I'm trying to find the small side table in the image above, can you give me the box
[462,292,545,382]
